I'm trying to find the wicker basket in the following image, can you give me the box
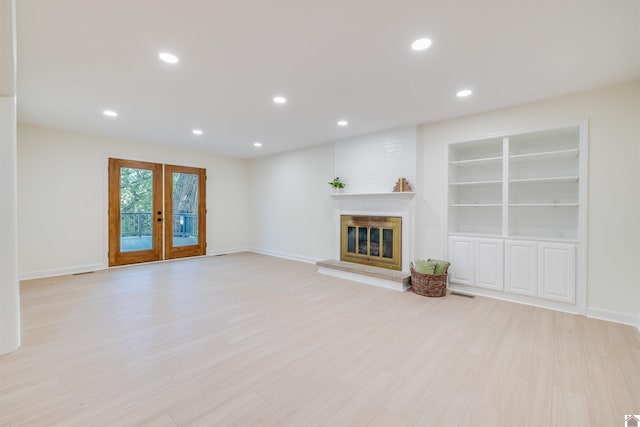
[410,263,448,297]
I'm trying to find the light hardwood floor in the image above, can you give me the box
[1,253,638,426]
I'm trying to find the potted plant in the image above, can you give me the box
[328,177,346,193]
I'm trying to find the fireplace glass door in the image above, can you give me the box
[341,216,401,270]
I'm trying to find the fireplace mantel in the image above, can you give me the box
[330,192,415,200]
[330,192,415,213]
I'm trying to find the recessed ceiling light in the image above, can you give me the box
[103,110,118,117]
[273,96,287,104]
[192,129,203,135]
[253,141,263,147]
[158,52,179,64]
[411,38,432,51]
[337,120,349,127]
[457,89,473,98]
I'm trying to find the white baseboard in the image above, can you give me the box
[19,263,106,281]
[586,307,640,331]
[447,283,581,315]
[18,249,251,280]
[207,247,249,257]
[448,283,639,332]
[248,248,320,265]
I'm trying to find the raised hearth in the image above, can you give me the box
[316,259,411,292]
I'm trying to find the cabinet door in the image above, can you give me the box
[505,240,538,297]
[474,238,504,290]
[538,242,576,304]
[448,236,474,286]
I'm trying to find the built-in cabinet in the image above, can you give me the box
[538,241,576,304]
[503,239,576,303]
[474,238,504,291]
[448,236,474,286]
[447,123,586,311]
[504,240,537,297]
[448,236,504,291]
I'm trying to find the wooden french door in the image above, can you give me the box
[108,158,206,267]
[109,159,163,266]
[164,164,206,260]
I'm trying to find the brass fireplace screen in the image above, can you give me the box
[340,215,402,270]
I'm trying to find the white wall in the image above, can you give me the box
[17,123,250,279]
[0,0,19,354]
[247,127,419,265]
[248,143,334,262]
[418,80,640,324]
[0,98,19,354]
[334,126,417,193]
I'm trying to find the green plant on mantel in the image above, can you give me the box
[328,177,346,189]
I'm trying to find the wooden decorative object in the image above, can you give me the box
[393,177,412,192]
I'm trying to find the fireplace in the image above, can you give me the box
[340,215,402,270]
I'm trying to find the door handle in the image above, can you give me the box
[157,211,162,215]
[157,218,162,222]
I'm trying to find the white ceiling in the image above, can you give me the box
[16,1,640,158]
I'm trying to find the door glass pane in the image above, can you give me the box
[172,172,199,247]
[120,167,153,252]
[382,229,393,258]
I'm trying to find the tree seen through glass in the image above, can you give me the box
[172,172,199,247]
[120,167,153,251]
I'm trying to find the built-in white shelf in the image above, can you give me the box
[507,234,579,243]
[450,203,502,207]
[330,192,415,200]
[448,123,584,242]
[449,180,502,186]
[509,176,579,184]
[449,156,503,167]
[448,231,503,238]
[509,203,579,207]
[509,148,579,162]
[448,232,579,243]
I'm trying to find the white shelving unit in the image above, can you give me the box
[446,122,587,313]
[448,137,504,237]
[509,176,578,183]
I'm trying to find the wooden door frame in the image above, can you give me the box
[164,164,207,259]
[108,158,163,266]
